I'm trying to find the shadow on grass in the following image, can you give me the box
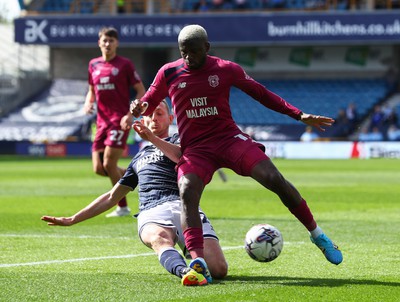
[217,275,400,287]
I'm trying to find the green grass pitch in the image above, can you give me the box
[0,156,399,301]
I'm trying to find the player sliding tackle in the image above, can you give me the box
[130,24,343,282]
[42,100,228,286]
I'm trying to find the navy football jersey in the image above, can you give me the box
[118,133,180,211]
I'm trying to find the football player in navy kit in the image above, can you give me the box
[41,100,227,286]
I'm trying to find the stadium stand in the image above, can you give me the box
[40,0,74,12]
[1,76,390,142]
[231,78,392,140]
[0,24,50,118]
[0,79,93,142]
[3,0,399,144]
[23,0,400,14]
[231,78,389,125]
[26,0,172,14]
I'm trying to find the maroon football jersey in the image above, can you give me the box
[88,55,142,127]
[142,55,301,149]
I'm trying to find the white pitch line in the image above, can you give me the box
[0,242,304,268]
[0,247,240,268]
[0,253,155,268]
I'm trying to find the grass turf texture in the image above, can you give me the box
[0,156,399,302]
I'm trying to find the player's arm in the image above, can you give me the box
[84,85,96,114]
[41,183,131,226]
[130,67,168,118]
[233,64,334,131]
[256,86,334,131]
[133,81,146,100]
[249,85,334,131]
[120,82,147,130]
[133,121,182,163]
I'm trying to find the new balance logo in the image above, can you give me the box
[178,82,187,89]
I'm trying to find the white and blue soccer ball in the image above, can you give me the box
[244,224,283,262]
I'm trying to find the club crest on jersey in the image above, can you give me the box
[208,75,219,88]
[111,67,119,76]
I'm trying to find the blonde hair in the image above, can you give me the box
[178,25,208,42]
[160,99,171,114]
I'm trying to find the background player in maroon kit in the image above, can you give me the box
[84,27,146,218]
[131,24,343,282]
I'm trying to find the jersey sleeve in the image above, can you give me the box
[169,133,181,145]
[141,66,169,116]
[88,60,94,86]
[118,159,139,190]
[231,62,302,120]
[128,61,142,86]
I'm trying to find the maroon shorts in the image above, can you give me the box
[92,123,129,151]
[176,132,269,185]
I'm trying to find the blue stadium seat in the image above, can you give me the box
[183,0,203,11]
[41,0,74,13]
[285,0,306,9]
[231,78,389,126]
[79,1,94,13]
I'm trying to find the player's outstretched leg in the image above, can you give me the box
[311,233,343,265]
[181,268,208,286]
[189,257,213,283]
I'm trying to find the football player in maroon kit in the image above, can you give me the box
[131,24,343,283]
[84,27,146,218]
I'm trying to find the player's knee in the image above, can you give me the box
[93,165,107,176]
[209,260,228,279]
[213,261,228,279]
[102,161,115,174]
[268,170,285,188]
[205,240,229,279]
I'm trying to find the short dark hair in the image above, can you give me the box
[98,27,119,40]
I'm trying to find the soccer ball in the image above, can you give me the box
[244,224,283,262]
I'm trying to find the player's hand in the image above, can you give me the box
[130,99,148,118]
[300,113,335,131]
[120,114,133,130]
[84,102,95,115]
[132,120,155,142]
[41,215,74,226]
